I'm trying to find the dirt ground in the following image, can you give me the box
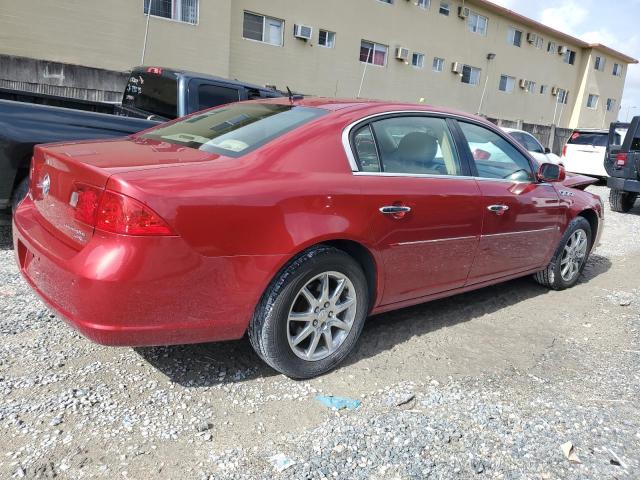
[0,185,638,479]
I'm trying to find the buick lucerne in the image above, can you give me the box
[13,98,603,378]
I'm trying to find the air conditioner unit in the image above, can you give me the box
[395,47,410,61]
[458,6,470,19]
[526,33,538,44]
[293,24,312,41]
[451,62,462,74]
[558,45,568,55]
[519,79,529,89]
[551,86,560,96]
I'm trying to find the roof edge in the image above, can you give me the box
[472,0,638,64]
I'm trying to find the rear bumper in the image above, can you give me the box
[13,199,287,347]
[607,176,640,193]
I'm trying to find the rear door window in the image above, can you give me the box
[141,103,327,157]
[198,84,241,111]
[367,116,462,176]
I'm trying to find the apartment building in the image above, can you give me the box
[0,0,636,129]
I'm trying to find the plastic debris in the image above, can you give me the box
[315,395,362,411]
[561,442,582,464]
[268,453,296,472]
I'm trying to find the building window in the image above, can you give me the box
[318,30,335,48]
[613,63,623,76]
[243,12,284,46]
[461,65,481,86]
[143,0,198,24]
[540,85,548,95]
[432,57,445,72]
[417,0,430,8]
[563,49,576,65]
[547,41,556,54]
[439,1,450,15]
[468,12,488,36]
[360,40,388,66]
[606,98,616,112]
[534,36,544,49]
[557,89,569,104]
[498,75,515,93]
[594,56,606,71]
[587,94,599,109]
[526,80,536,93]
[507,28,522,47]
[411,53,425,68]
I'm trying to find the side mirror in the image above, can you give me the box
[537,162,566,183]
[544,147,552,154]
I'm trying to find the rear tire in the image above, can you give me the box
[248,246,369,379]
[534,217,592,291]
[10,177,29,213]
[609,189,637,213]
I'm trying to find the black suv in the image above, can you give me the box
[605,117,640,212]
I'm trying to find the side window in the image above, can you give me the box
[353,125,381,172]
[521,133,545,153]
[458,122,534,181]
[198,84,241,110]
[369,117,462,175]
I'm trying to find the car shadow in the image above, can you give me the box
[137,254,612,386]
[0,225,13,250]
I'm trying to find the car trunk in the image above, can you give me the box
[29,138,216,248]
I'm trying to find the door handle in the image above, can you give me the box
[380,205,412,215]
[487,204,509,215]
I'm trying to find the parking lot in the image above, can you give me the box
[0,185,638,479]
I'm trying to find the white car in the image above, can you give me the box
[560,128,627,179]
[501,128,562,166]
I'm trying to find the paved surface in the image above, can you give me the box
[0,185,638,479]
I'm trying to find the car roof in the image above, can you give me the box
[253,96,492,121]
[571,128,608,134]
[501,127,531,135]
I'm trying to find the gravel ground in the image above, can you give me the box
[0,185,638,479]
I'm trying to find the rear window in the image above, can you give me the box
[568,131,609,147]
[123,73,178,119]
[140,103,327,157]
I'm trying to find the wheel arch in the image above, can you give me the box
[576,208,599,248]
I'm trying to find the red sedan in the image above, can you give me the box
[13,98,603,378]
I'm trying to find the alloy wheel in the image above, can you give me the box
[560,229,588,282]
[287,271,357,361]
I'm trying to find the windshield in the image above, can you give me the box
[568,131,610,147]
[140,103,327,157]
[122,73,178,119]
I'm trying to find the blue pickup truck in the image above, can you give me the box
[0,66,282,213]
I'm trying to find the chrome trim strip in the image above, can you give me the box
[481,227,558,238]
[394,235,478,246]
[352,171,476,180]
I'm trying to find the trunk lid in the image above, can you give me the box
[30,138,217,248]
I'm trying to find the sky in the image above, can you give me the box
[487,0,640,121]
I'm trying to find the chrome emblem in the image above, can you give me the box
[40,174,51,196]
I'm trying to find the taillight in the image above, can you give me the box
[71,184,173,236]
[562,145,567,157]
[615,153,628,168]
[95,191,174,236]
[72,184,102,225]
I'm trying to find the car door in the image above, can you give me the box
[349,115,483,305]
[454,121,564,284]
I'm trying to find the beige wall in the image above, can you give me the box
[0,0,232,77]
[0,0,632,129]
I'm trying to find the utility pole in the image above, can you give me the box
[141,0,153,65]
[477,53,496,116]
[357,46,373,98]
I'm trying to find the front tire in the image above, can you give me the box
[249,246,369,379]
[609,189,637,213]
[534,217,592,290]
